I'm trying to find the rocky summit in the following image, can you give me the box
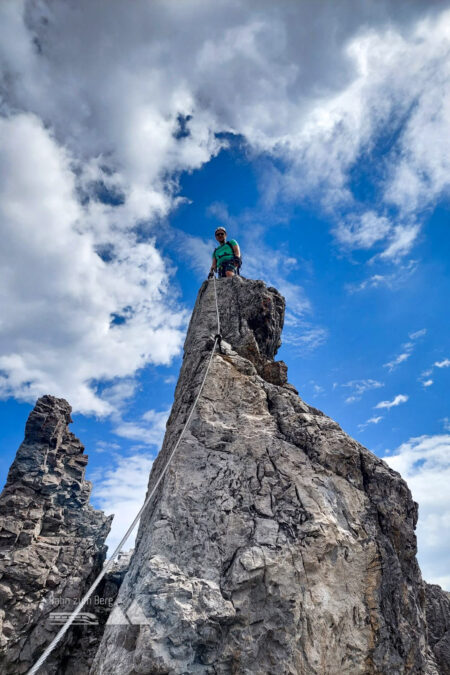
[1,279,449,674]
[89,277,448,674]
[0,395,112,674]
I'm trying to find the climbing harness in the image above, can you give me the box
[27,278,223,675]
[218,260,241,277]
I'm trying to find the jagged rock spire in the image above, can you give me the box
[91,277,443,674]
[0,395,112,674]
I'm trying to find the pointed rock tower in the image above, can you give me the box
[92,278,440,674]
[0,396,112,674]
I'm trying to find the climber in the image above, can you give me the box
[208,227,241,278]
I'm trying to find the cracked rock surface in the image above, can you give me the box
[91,277,442,674]
[0,395,112,674]
[425,583,450,674]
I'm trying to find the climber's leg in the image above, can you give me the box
[220,262,237,278]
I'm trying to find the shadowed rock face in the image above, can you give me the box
[91,277,444,675]
[0,395,112,674]
[90,277,442,674]
[425,583,450,674]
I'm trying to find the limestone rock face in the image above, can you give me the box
[425,583,450,674]
[0,395,112,674]
[61,550,133,675]
[91,277,442,674]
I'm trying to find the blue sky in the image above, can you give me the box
[0,0,449,589]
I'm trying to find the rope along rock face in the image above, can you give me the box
[90,277,444,675]
[25,278,223,675]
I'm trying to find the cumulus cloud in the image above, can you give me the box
[0,117,187,413]
[435,358,450,368]
[114,408,170,447]
[385,434,450,589]
[334,212,392,250]
[0,114,187,414]
[92,452,154,555]
[259,9,450,257]
[0,0,449,414]
[375,394,408,409]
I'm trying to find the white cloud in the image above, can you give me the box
[375,394,408,409]
[435,358,450,368]
[334,212,392,250]
[383,329,426,372]
[92,452,154,555]
[350,274,389,292]
[384,352,411,371]
[409,329,427,340]
[379,224,421,260]
[385,434,450,589]
[180,232,216,278]
[101,381,138,412]
[419,357,450,387]
[358,415,383,431]
[442,418,450,432]
[309,381,324,397]
[95,441,121,453]
[283,325,328,353]
[114,408,170,447]
[342,379,384,403]
[348,260,418,293]
[261,10,450,258]
[164,375,177,385]
[0,0,449,415]
[368,416,383,424]
[0,113,187,415]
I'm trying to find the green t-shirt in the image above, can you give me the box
[213,239,238,267]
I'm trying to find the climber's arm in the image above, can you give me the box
[208,255,217,277]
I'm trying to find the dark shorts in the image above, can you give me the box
[218,261,237,277]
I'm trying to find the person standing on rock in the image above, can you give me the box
[208,227,241,278]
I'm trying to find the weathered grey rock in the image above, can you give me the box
[0,395,112,674]
[91,277,441,674]
[61,550,134,675]
[425,583,450,674]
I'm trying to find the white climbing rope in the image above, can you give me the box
[213,272,221,336]
[27,277,221,675]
